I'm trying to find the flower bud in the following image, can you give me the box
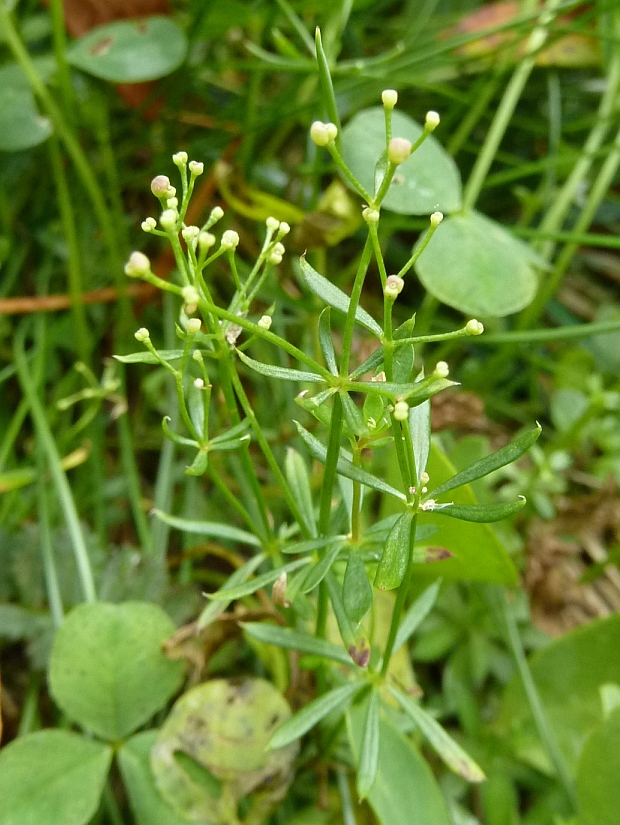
[310,121,329,146]
[393,400,409,421]
[387,137,412,165]
[124,251,151,277]
[160,209,178,231]
[258,315,272,330]
[268,251,283,265]
[420,471,430,484]
[362,207,380,224]
[425,110,440,131]
[266,216,280,231]
[141,217,157,233]
[192,349,203,363]
[172,151,188,167]
[465,319,484,336]
[193,377,205,389]
[430,211,443,228]
[182,285,200,306]
[182,225,200,243]
[382,89,398,109]
[166,197,178,209]
[272,242,285,256]
[221,229,240,250]
[151,175,170,197]
[384,274,404,299]
[187,318,202,335]
[278,221,290,237]
[210,206,224,222]
[134,327,150,342]
[198,232,216,252]
[189,160,204,175]
[434,360,449,378]
[325,123,338,142]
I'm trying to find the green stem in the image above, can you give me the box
[36,447,64,628]
[14,325,97,603]
[48,0,74,117]
[315,27,342,145]
[461,0,563,210]
[476,317,620,344]
[340,235,373,376]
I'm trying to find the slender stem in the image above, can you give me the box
[461,0,562,210]
[340,235,373,376]
[337,769,358,825]
[48,0,74,118]
[17,673,42,737]
[36,447,64,628]
[315,27,342,145]
[327,143,373,203]
[350,446,362,542]
[476,317,620,344]
[14,325,97,603]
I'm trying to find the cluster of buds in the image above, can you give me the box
[362,207,380,224]
[310,121,338,147]
[434,361,450,379]
[268,242,285,265]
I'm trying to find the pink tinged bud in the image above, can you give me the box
[151,175,171,197]
[384,274,404,299]
[387,137,412,165]
[124,251,151,277]
[348,640,371,668]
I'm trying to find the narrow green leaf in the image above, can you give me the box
[184,450,208,477]
[298,257,383,338]
[318,308,338,375]
[393,580,442,654]
[295,421,406,501]
[349,346,385,380]
[269,681,363,749]
[237,348,326,383]
[242,622,352,665]
[374,511,414,591]
[431,426,542,499]
[341,392,370,437]
[409,401,431,484]
[208,557,311,601]
[326,573,358,650]
[343,553,373,625]
[114,349,184,364]
[281,535,347,554]
[197,554,266,629]
[285,447,317,537]
[301,540,344,593]
[209,420,251,446]
[351,376,456,402]
[431,498,527,523]
[389,687,486,782]
[151,510,261,546]
[357,690,381,800]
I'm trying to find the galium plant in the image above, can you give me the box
[115,68,542,813]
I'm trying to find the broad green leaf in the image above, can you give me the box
[295,421,406,501]
[576,708,620,825]
[0,82,51,152]
[341,108,462,215]
[237,348,326,383]
[208,558,311,601]
[343,552,372,625]
[431,498,526,523]
[415,211,544,317]
[393,580,442,654]
[151,509,261,546]
[67,17,187,83]
[49,602,184,740]
[415,442,518,584]
[113,349,184,364]
[269,681,364,749]
[431,425,542,498]
[297,256,383,337]
[357,689,380,799]
[347,704,452,825]
[285,448,317,537]
[0,730,111,825]
[374,511,413,591]
[118,732,191,825]
[242,622,352,665]
[318,307,338,375]
[301,540,344,593]
[196,553,266,630]
[389,686,485,782]
[409,400,431,484]
[500,613,620,772]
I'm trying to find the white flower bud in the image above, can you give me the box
[166,197,178,209]
[384,274,404,299]
[420,471,430,484]
[434,360,450,378]
[134,327,150,342]
[466,319,484,336]
[325,123,338,142]
[151,175,170,197]
[221,229,240,250]
[182,225,200,243]
[387,137,412,165]
[182,286,200,306]
[189,160,204,176]
[124,251,151,277]
[193,377,205,389]
[141,217,157,233]
[160,209,178,231]
[187,318,202,335]
[393,400,409,421]
[198,232,216,251]
[192,349,203,363]
[268,251,283,265]
[430,211,444,228]
[258,315,272,330]
[266,216,280,231]
[272,242,285,256]
[362,207,380,224]
[310,121,337,146]
[278,221,290,236]
[425,110,440,131]
[172,151,188,167]
[382,89,398,109]
[210,206,224,221]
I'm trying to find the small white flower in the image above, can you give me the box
[193,378,205,389]
[384,274,404,299]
